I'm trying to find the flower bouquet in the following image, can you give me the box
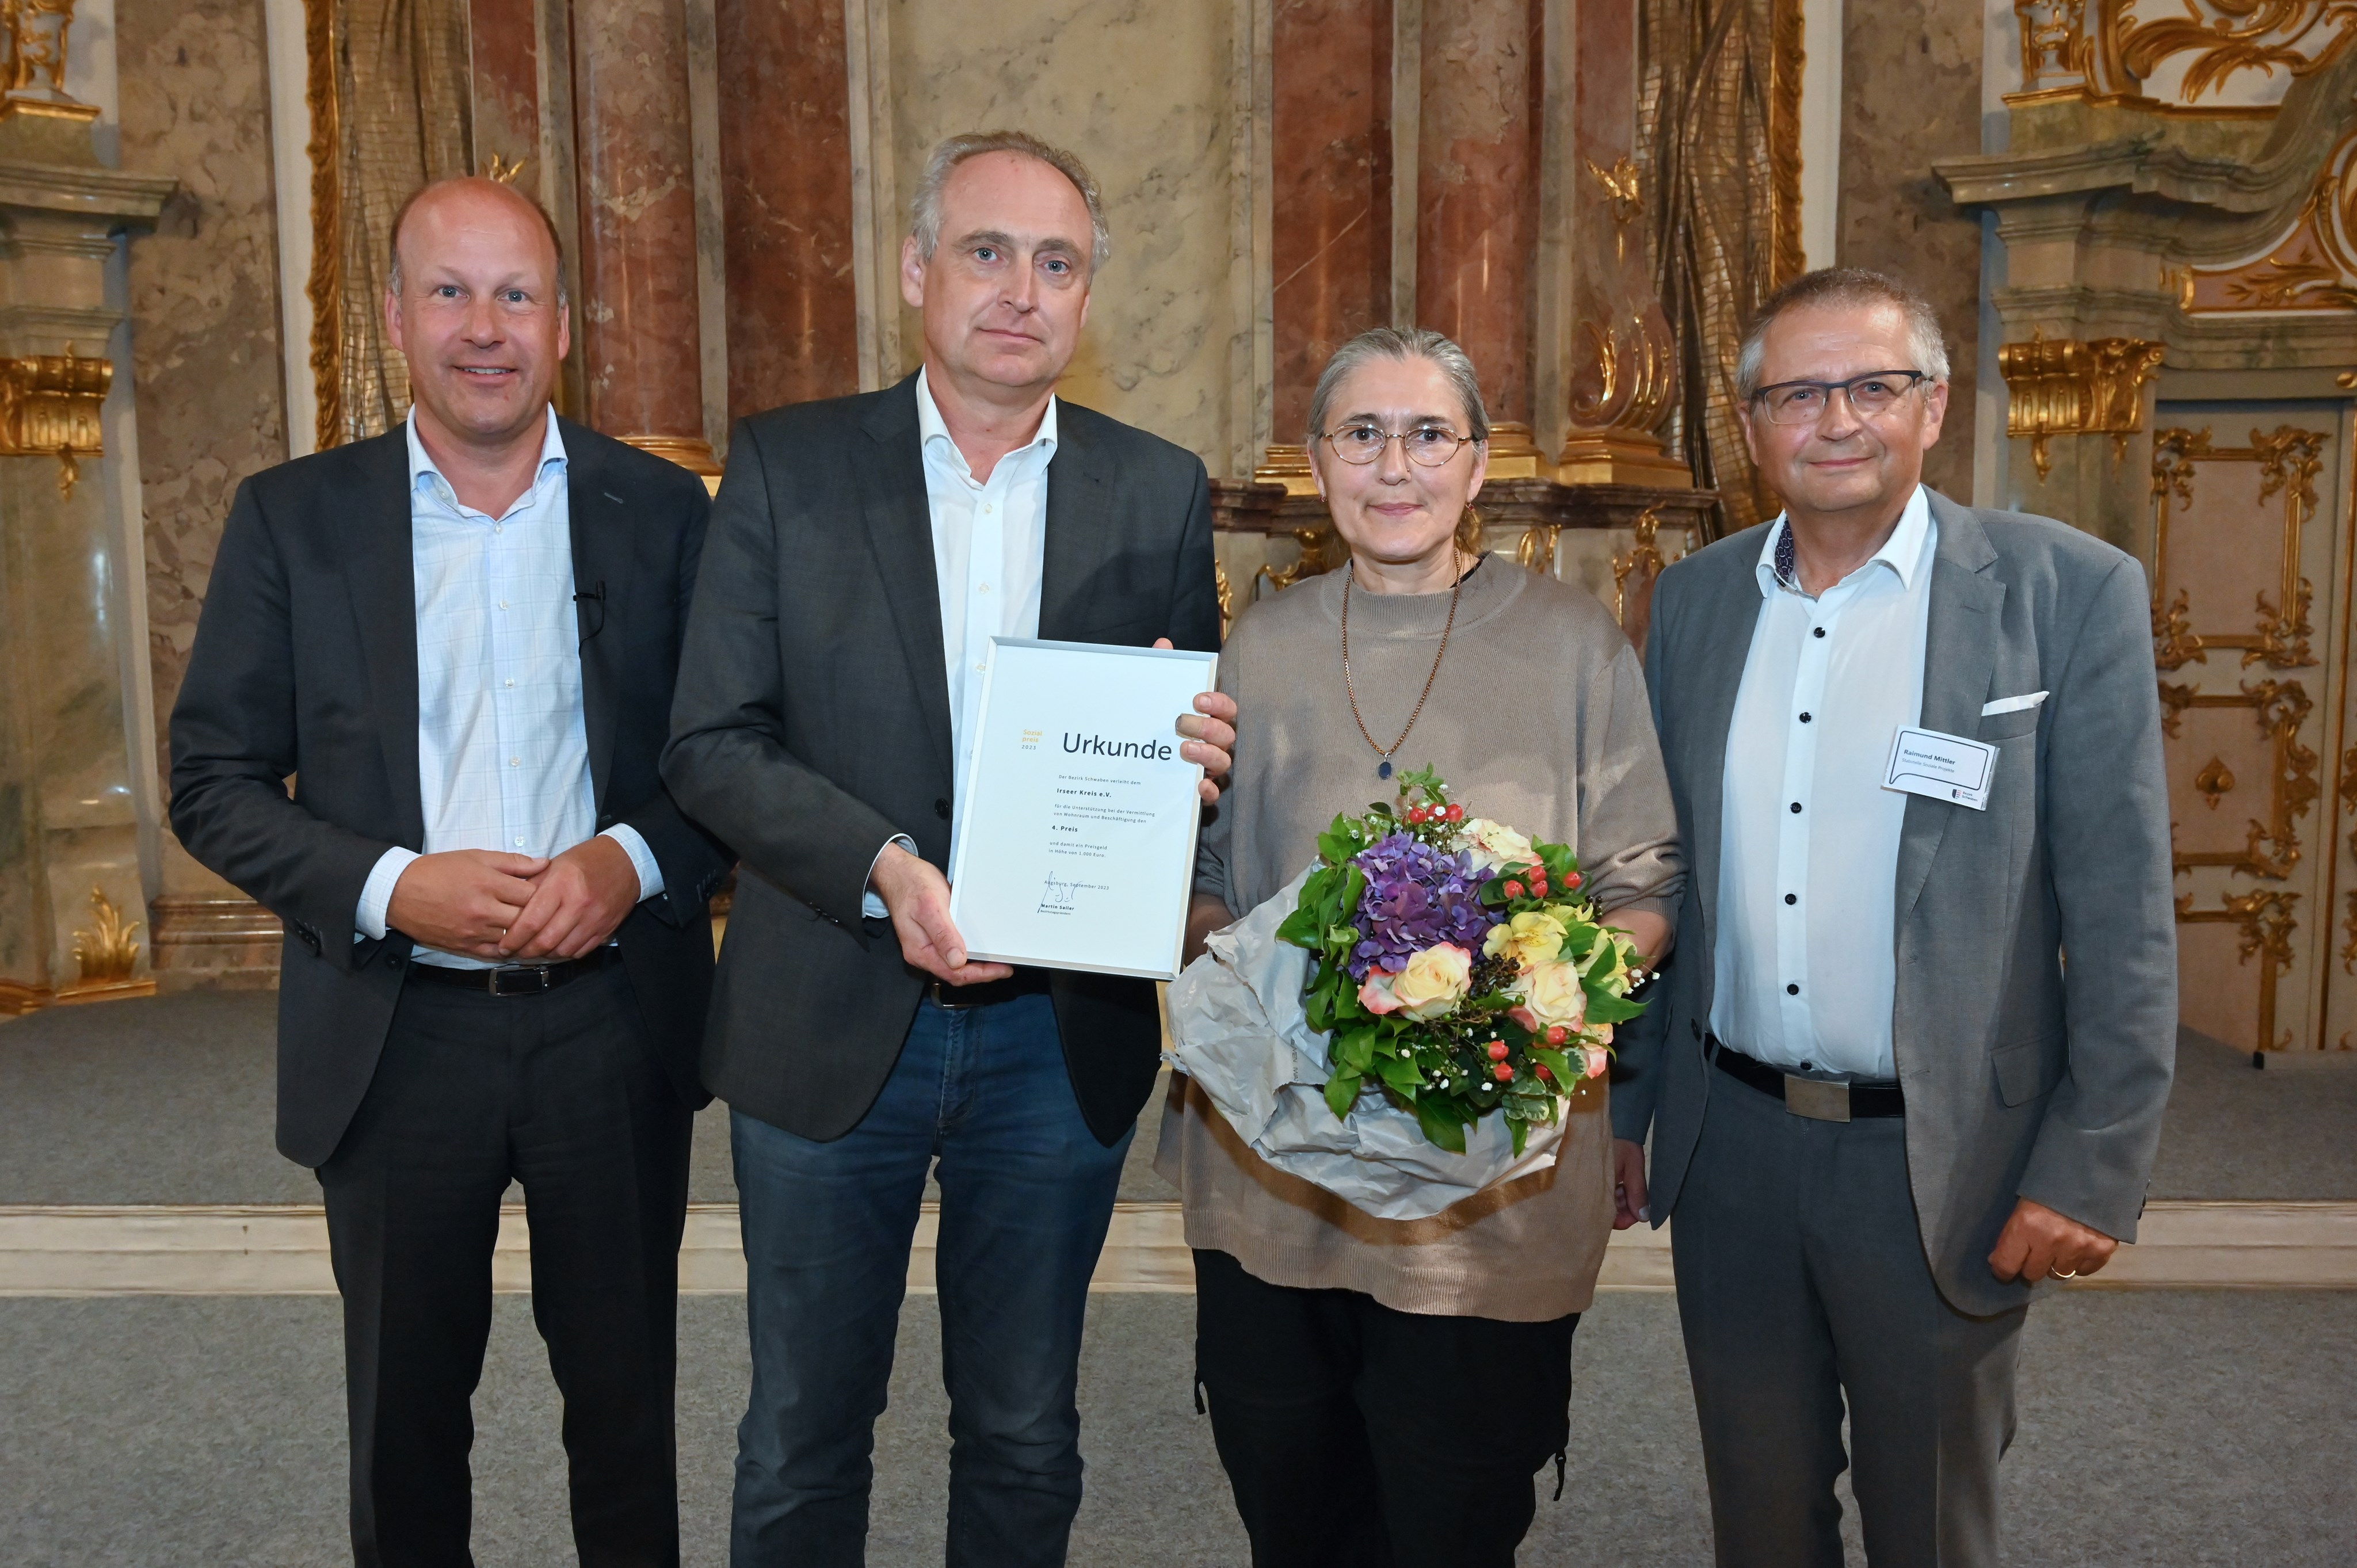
[1166,768,1649,1220]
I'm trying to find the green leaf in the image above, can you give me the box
[1509,1115,1529,1155]
[1375,1055,1424,1098]
[1324,1070,1363,1120]
[1416,1097,1469,1154]
[1582,987,1645,1024]
[1531,1047,1575,1083]
[1334,1026,1378,1074]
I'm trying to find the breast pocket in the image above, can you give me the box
[1977,708,2042,743]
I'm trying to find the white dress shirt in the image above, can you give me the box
[863,369,1058,915]
[354,409,661,967]
[1710,485,1935,1077]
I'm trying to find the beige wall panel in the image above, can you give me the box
[888,0,1242,468]
[2178,920,2266,1050]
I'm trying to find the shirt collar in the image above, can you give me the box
[915,365,1058,483]
[406,406,567,514]
[1754,484,1934,599]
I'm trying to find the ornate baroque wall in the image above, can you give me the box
[117,0,288,805]
[1836,0,1980,502]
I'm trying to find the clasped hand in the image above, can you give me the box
[384,835,641,962]
[877,666,1239,987]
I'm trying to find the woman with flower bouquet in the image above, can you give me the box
[1156,327,1684,1566]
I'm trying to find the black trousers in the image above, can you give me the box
[316,963,693,1568]
[1192,1247,1578,1568]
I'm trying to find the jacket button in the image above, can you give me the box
[935,798,951,819]
[384,952,402,968]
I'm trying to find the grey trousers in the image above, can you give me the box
[1670,1069,2027,1568]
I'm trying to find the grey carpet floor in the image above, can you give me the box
[3,1290,2352,1565]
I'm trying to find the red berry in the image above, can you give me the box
[1546,1025,1567,1045]
[1530,879,1548,896]
[1486,1040,1509,1061]
[1445,803,1463,821]
[1492,1063,1513,1082]
[1535,1063,1554,1081]
[1565,872,1583,889]
[1408,806,1427,823]
[1504,880,1524,898]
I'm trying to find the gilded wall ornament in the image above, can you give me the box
[2011,0,2357,114]
[0,342,110,497]
[1997,329,2164,481]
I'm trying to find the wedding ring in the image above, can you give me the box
[2053,1268,2077,1279]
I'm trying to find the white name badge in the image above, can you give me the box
[1883,725,1997,811]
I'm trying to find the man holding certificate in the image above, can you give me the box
[662,130,1235,1566]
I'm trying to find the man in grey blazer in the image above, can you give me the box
[662,132,1234,1566]
[1612,268,2175,1566]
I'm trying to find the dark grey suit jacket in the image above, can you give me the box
[169,421,735,1168]
[1613,490,2177,1315]
[661,374,1220,1146]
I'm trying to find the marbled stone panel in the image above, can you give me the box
[116,0,285,825]
[888,0,1244,468]
[469,0,540,178]
[718,0,858,417]
[1269,0,1391,444]
[1417,0,1538,425]
[1837,0,1979,501]
[572,0,706,440]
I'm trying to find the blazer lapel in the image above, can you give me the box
[561,423,626,810]
[1038,411,1114,641]
[860,379,955,782]
[1893,493,2004,929]
[343,429,428,849]
[1680,531,1768,953]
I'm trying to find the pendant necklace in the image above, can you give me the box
[1341,553,1464,780]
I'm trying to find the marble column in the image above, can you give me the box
[570,0,716,474]
[1416,0,1544,474]
[468,0,539,178]
[1257,0,1393,491]
[716,0,857,417]
[0,113,176,1014]
[1551,0,1688,486]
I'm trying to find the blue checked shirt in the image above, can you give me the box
[354,409,662,967]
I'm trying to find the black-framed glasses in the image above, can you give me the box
[1749,370,1928,425]
[1317,423,1479,467]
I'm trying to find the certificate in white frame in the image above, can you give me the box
[946,638,1218,981]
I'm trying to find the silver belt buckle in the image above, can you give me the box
[1783,1075,1852,1123]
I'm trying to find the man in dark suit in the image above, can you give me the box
[170,176,729,1566]
[1613,269,2175,1566]
[662,131,1235,1566]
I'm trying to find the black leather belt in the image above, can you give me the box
[407,947,617,997]
[926,968,1054,1010]
[1709,1035,1905,1121]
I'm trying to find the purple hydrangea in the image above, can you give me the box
[1346,831,1500,980]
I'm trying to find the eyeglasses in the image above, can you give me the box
[1749,371,1929,426]
[1317,424,1479,467]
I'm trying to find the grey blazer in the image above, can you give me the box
[1612,490,2177,1315]
[661,374,1221,1146]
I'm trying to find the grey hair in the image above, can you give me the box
[909,131,1112,274]
[1735,267,1948,398]
[387,176,569,304]
[1306,327,1492,446]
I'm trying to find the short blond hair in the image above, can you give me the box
[909,131,1111,274]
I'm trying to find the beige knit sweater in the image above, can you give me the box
[1154,555,1684,1321]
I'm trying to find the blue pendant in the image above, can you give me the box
[1378,760,1393,780]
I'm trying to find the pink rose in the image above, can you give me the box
[1507,1005,1540,1033]
[1358,973,1403,1014]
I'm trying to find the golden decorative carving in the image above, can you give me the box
[2158,679,2198,737]
[1768,0,1806,289]
[2180,129,2357,314]
[1252,526,1338,598]
[2169,679,2317,878]
[303,0,341,451]
[485,151,527,184]
[0,342,109,498]
[2012,0,2357,115]
[2195,754,2237,807]
[1516,524,1561,575]
[1611,509,1669,625]
[1214,558,1235,635]
[1585,156,1642,260]
[1252,442,1321,497]
[2177,888,2301,1051]
[0,0,101,122]
[2150,425,2325,672]
[70,885,139,985]
[1997,329,2164,482]
[1557,315,1689,486]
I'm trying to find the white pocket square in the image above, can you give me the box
[1981,691,2049,716]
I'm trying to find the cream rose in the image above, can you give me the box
[1459,817,1536,875]
[1387,943,1473,1020]
[1483,909,1568,971]
[1516,958,1588,1030]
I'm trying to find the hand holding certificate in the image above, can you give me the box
[947,638,1218,981]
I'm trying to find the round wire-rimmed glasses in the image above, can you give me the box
[1317,423,1480,467]
[1749,370,1929,425]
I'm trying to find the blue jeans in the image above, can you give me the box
[728,992,1131,1567]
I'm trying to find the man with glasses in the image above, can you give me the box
[1612,268,2175,1566]
[662,131,1235,1566]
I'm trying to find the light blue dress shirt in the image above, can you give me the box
[1711,485,1935,1077]
[354,409,662,968]
[861,369,1059,918]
